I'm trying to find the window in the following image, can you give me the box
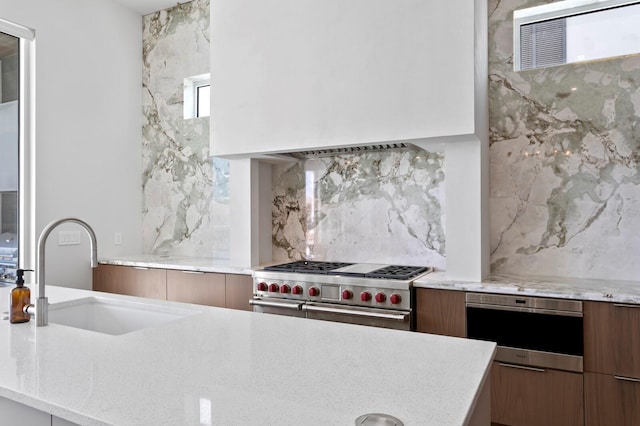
[196,83,210,117]
[184,73,210,118]
[514,0,640,71]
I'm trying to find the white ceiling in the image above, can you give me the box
[112,0,182,15]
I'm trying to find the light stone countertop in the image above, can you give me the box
[98,255,253,275]
[414,270,640,304]
[0,285,495,426]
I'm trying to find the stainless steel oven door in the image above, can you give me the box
[302,302,412,330]
[465,293,583,372]
[250,297,306,318]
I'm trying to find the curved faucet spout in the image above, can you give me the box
[35,217,98,326]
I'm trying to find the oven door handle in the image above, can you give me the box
[249,299,303,310]
[302,304,410,322]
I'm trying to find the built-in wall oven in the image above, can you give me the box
[466,293,583,373]
[251,261,433,331]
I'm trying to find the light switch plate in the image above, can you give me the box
[59,230,81,246]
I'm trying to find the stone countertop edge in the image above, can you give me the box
[414,270,640,304]
[98,256,254,275]
[0,285,496,425]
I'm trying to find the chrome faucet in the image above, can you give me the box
[28,218,98,326]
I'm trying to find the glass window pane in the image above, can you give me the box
[197,84,210,117]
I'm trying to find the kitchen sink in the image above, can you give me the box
[48,296,200,336]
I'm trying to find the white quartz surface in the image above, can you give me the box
[0,285,495,425]
[415,270,640,304]
[98,255,253,275]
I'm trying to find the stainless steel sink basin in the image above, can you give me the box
[48,296,200,335]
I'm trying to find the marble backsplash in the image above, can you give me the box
[140,0,640,282]
[489,0,640,281]
[272,146,446,268]
[142,0,231,259]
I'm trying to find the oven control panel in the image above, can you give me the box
[252,277,411,311]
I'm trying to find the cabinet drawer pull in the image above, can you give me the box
[613,303,640,309]
[498,363,546,373]
[614,375,640,383]
[181,270,205,275]
[133,266,149,270]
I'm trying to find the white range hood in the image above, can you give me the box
[210,0,487,158]
[213,0,490,282]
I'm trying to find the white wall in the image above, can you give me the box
[0,0,143,289]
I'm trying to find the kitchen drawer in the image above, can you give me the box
[93,264,167,300]
[166,270,225,308]
[584,301,640,377]
[585,372,640,426]
[491,361,583,426]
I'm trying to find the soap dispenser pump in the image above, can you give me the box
[10,269,33,324]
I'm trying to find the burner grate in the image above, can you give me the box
[264,261,354,274]
[365,266,432,280]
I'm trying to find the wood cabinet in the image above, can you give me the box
[93,264,166,300]
[490,362,584,426]
[224,273,253,311]
[93,264,252,311]
[415,288,466,337]
[585,372,640,426]
[167,270,225,308]
[584,301,640,378]
[584,301,640,425]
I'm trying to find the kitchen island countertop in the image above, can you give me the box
[0,285,495,425]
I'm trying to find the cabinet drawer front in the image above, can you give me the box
[166,270,225,308]
[584,301,640,377]
[491,362,583,426]
[585,372,640,426]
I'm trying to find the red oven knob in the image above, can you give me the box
[360,291,371,302]
[390,294,401,305]
[342,289,353,300]
[280,284,291,294]
[375,292,386,303]
[268,283,279,293]
[309,287,320,297]
[257,282,268,292]
[292,285,303,295]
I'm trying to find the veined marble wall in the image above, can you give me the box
[272,147,446,268]
[142,0,230,258]
[489,0,640,280]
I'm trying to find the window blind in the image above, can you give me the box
[520,18,567,70]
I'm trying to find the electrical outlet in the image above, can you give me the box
[59,230,81,246]
[114,232,122,245]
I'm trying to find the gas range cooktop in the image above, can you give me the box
[263,261,432,281]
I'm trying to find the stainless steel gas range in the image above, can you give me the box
[251,261,433,330]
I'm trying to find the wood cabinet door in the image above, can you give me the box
[585,372,640,426]
[491,362,583,426]
[225,274,253,311]
[93,264,166,300]
[166,270,225,308]
[415,288,466,337]
[584,301,640,377]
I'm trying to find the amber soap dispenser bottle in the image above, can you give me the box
[10,269,32,324]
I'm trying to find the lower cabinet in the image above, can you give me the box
[167,270,226,308]
[490,362,584,426]
[584,372,640,425]
[93,264,252,311]
[93,264,167,300]
[414,288,466,337]
[224,274,253,311]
